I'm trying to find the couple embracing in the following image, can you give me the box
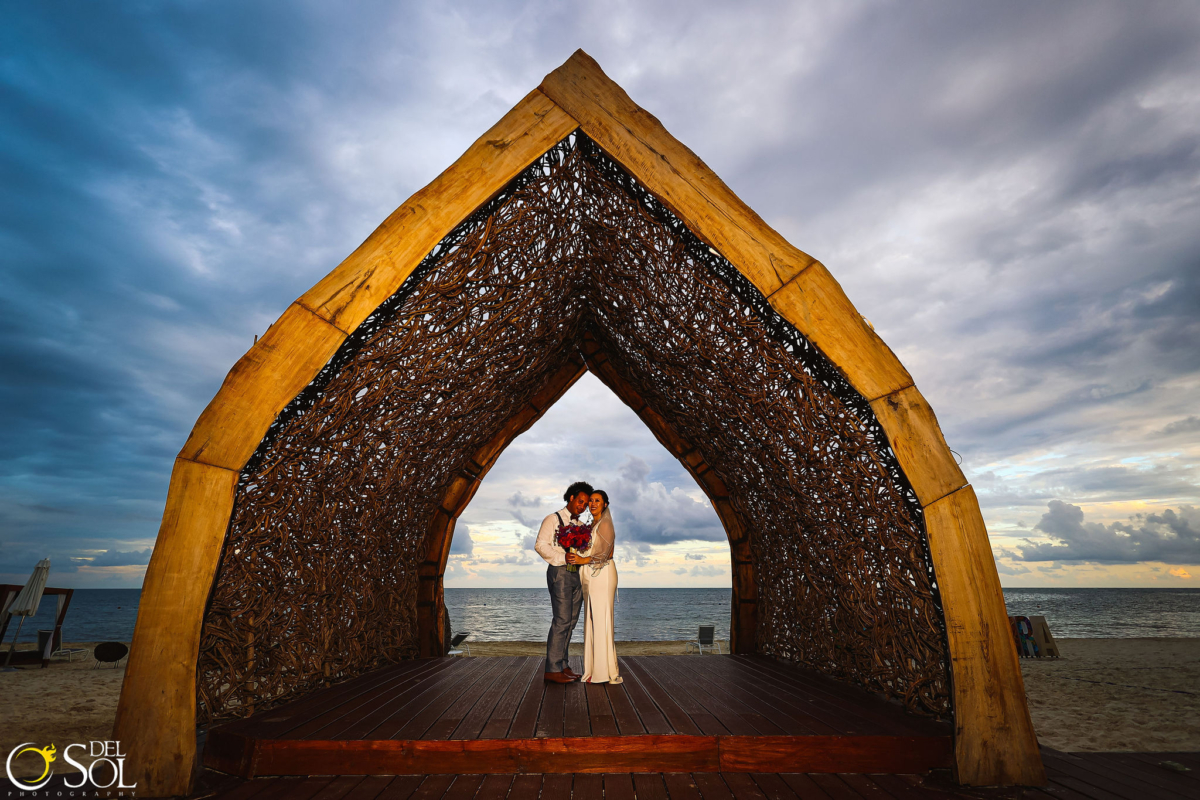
[534,481,621,685]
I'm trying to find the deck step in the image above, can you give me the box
[203,655,952,778]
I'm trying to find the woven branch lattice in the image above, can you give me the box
[196,132,950,723]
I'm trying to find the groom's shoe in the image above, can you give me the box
[562,667,581,679]
[544,671,574,683]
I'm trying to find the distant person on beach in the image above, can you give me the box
[535,481,592,683]
[571,489,621,684]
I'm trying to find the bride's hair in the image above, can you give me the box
[591,489,610,510]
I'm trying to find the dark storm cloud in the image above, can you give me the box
[508,492,544,509]
[1157,417,1200,437]
[601,457,725,547]
[1019,501,1200,563]
[2,1,1199,585]
[449,526,474,556]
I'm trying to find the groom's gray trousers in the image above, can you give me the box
[545,564,583,673]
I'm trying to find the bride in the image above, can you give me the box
[566,490,621,684]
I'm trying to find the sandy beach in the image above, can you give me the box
[1,643,127,779]
[2,638,1196,778]
[1019,638,1200,753]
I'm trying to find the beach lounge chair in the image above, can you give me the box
[685,625,724,654]
[37,628,85,661]
[53,645,90,662]
[448,632,471,656]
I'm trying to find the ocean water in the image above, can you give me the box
[1002,588,1200,638]
[1,588,141,644]
[3,587,1198,644]
[445,587,732,642]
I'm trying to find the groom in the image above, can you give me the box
[534,480,593,683]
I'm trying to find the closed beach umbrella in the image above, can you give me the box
[3,558,50,666]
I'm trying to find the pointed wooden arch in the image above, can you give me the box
[115,51,1043,795]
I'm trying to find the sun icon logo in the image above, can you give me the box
[6,743,57,789]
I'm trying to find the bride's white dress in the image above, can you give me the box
[580,509,621,684]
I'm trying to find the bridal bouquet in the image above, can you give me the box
[555,519,593,573]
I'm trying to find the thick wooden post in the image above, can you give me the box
[113,458,239,797]
[925,487,1044,785]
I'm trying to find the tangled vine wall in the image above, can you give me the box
[196,133,950,724]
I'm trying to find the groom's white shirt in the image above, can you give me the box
[534,506,576,567]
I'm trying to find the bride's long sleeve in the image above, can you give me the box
[588,513,616,574]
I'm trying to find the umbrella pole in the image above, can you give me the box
[3,616,26,667]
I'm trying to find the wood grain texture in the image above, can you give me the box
[112,457,240,797]
[924,486,1045,786]
[206,734,950,782]
[179,303,347,471]
[869,385,967,507]
[765,264,914,402]
[214,733,954,778]
[299,89,578,332]
[249,736,720,777]
[717,735,952,774]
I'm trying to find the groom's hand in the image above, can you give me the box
[565,552,578,564]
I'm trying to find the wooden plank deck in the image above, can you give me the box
[180,751,1200,799]
[203,655,953,778]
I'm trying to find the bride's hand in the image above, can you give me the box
[566,553,592,565]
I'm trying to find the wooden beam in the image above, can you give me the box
[206,733,950,777]
[250,735,720,776]
[112,457,239,797]
[299,90,578,333]
[869,384,967,507]
[766,265,914,402]
[924,486,1046,786]
[179,303,347,471]
[717,735,952,774]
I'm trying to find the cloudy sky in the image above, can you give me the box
[2,1,1198,589]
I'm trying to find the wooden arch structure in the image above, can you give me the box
[115,52,1042,795]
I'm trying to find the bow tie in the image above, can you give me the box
[570,514,580,521]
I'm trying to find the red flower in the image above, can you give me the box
[555,522,593,553]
